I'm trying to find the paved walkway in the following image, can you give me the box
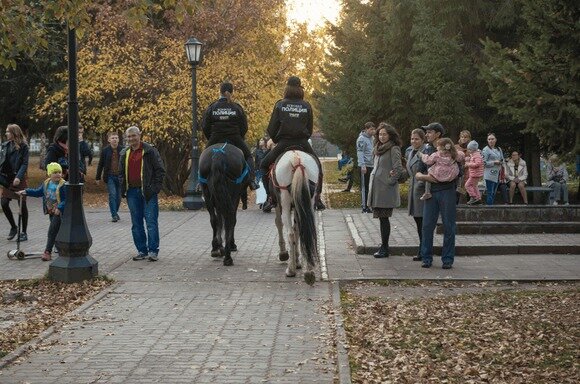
[0,198,578,383]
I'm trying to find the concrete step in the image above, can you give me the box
[436,221,580,235]
[359,244,580,256]
[456,205,579,222]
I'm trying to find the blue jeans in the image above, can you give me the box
[421,187,456,265]
[107,175,121,218]
[485,179,499,205]
[126,187,159,255]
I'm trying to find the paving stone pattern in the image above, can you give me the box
[0,198,578,383]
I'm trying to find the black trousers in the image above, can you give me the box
[360,166,373,209]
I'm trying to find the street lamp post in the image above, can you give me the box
[48,26,98,283]
[182,37,204,210]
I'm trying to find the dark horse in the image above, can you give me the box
[199,143,250,266]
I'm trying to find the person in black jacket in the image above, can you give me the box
[201,82,258,190]
[96,131,122,222]
[1,124,30,241]
[44,125,86,182]
[79,125,93,170]
[120,126,166,262]
[260,76,325,211]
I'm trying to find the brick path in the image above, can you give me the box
[0,198,578,383]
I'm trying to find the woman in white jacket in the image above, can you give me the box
[505,151,528,204]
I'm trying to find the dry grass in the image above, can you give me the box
[0,277,113,359]
[342,281,580,383]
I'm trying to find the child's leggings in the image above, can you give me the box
[465,176,481,200]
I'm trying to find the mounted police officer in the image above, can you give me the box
[201,82,258,190]
[260,76,325,211]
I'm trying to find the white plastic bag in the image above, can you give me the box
[255,180,267,204]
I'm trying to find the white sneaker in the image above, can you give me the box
[552,201,558,206]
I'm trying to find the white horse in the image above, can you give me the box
[271,150,319,285]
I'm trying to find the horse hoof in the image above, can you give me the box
[279,251,289,261]
[304,272,316,286]
[211,250,222,258]
[285,269,296,277]
[223,258,234,266]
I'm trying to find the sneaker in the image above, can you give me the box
[412,254,422,261]
[466,198,476,205]
[42,251,51,261]
[132,252,148,261]
[18,233,27,242]
[421,262,432,268]
[112,216,118,222]
[473,199,483,205]
[148,253,158,262]
[442,263,453,269]
[420,192,432,201]
[7,227,17,240]
[552,201,558,206]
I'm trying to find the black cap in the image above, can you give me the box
[287,76,302,87]
[421,122,445,136]
[220,82,234,94]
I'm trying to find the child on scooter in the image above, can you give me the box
[17,162,66,261]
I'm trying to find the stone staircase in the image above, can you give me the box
[437,205,580,235]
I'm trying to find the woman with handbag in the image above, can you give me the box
[1,124,30,241]
[367,122,403,258]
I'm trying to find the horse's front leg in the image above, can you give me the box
[275,199,288,261]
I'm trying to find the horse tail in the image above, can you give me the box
[208,151,234,216]
[290,155,317,268]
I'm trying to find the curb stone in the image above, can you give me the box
[331,281,352,384]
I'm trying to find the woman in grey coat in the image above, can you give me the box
[481,133,505,205]
[367,123,403,258]
[404,128,427,261]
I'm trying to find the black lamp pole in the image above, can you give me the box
[183,38,204,210]
[48,26,98,283]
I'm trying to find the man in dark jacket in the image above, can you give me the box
[96,131,122,222]
[416,122,458,270]
[259,76,325,211]
[201,82,258,190]
[120,126,166,262]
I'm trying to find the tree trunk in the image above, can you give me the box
[523,134,542,203]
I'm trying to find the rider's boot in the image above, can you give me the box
[246,156,259,190]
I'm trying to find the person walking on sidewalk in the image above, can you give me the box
[357,121,375,213]
[367,123,403,258]
[417,122,459,269]
[1,124,30,242]
[96,131,122,222]
[404,128,427,261]
[17,162,66,261]
[120,126,166,262]
[201,82,258,191]
[78,125,93,172]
